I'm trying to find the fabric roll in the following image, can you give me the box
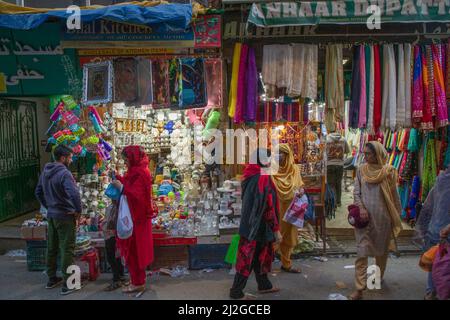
[245,47,258,123]
[396,44,406,128]
[432,44,449,128]
[234,44,249,124]
[358,45,367,128]
[228,43,242,118]
[404,44,412,127]
[382,44,397,131]
[373,44,382,133]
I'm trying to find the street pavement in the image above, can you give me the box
[0,253,427,300]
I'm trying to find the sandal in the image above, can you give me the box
[281,266,302,273]
[257,287,280,294]
[122,285,146,294]
[348,290,363,300]
[104,281,124,292]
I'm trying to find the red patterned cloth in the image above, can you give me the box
[235,237,274,277]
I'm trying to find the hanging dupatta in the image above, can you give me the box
[373,44,382,133]
[408,176,420,220]
[427,45,436,118]
[234,44,249,124]
[412,45,424,121]
[421,134,438,201]
[397,44,406,128]
[432,44,449,128]
[421,46,434,130]
[359,45,367,128]
[367,45,375,133]
[228,43,242,118]
[350,46,361,129]
[245,47,258,123]
[404,44,413,127]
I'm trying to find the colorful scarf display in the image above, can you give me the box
[373,44,382,133]
[412,45,424,121]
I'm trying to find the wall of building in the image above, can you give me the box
[7,97,51,172]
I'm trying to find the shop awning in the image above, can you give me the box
[0,0,197,30]
[246,1,450,27]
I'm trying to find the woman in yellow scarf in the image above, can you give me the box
[349,141,402,300]
[271,144,304,273]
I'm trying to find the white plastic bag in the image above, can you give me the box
[117,195,133,239]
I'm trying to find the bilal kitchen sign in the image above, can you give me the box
[61,20,195,48]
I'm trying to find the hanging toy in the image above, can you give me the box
[62,111,79,126]
[186,109,202,125]
[69,124,85,136]
[97,144,111,161]
[79,147,87,157]
[61,95,78,110]
[50,102,64,122]
[83,135,100,145]
[100,139,113,152]
[72,145,82,154]
[202,110,220,139]
[88,106,104,125]
[164,121,175,134]
[89,112,103,134]
[72,105,82,118]
[45,121,58,137]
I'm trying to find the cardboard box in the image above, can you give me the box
[21,225,47,240]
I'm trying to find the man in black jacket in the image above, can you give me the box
[35,145,81,295]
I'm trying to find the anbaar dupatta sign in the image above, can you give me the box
[247,1,450,27]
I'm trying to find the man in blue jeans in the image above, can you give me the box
[35,145,82,295]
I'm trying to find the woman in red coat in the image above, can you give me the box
[112,145,154,294]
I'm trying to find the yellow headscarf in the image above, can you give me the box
[360,141,403,238]
[271,144,304,201]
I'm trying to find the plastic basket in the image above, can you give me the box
[188,244,231,270]
[26,240,47,271]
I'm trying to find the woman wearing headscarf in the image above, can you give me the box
[229,149,282,299]
[416,165,450,300]
[349,141,403,300]
[112,145,154,294]
[272,144,304,273]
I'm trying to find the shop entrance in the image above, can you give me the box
[0,99,40,222]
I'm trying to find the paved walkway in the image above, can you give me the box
[0,254,427,300]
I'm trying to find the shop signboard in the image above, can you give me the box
[61,20,195,48]
[247,1,450,27]
[223,9,450,40]
[0,23,81,96]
